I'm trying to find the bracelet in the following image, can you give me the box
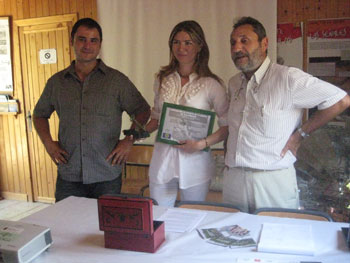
[204,138,209,148]
[123,128,150,140]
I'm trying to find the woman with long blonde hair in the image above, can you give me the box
[145,20,228,207]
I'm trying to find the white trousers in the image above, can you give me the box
[223,166,300,213]
[150,178,210,207]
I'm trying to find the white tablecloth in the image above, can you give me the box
[20,196,350,263]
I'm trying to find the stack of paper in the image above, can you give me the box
[257,223,315,256]
[157,209,206,232]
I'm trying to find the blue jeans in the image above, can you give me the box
[55,174,122,202]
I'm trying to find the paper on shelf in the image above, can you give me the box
[157,208,206,233]
[0,95,8,102]
[257,223,315,256]
[0,95,8,112]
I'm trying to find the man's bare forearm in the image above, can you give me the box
[281,95,350,157]
[33,116,68,164]
[33,116,53,146]
[301,95,350,134]
[132,107,151,128]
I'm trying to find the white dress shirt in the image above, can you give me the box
[226,57,347,170]
[149,72,228,188]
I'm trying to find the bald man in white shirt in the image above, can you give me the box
[224,16,350,213]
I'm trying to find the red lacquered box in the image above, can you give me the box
[98,195,165,253]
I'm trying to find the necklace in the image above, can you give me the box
[178,71,191,78]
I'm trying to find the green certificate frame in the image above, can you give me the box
[156,102,215,147]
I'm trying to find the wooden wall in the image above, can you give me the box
[0,0,350,201]
[0,0,96,19]
[278,0,350,23]
[0,0,97,200]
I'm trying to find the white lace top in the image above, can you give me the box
[149,71,229,188]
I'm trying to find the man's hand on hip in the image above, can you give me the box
[106,137,134,165]
[280,131,303,158]
[45,141,68,165]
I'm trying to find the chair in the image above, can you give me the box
[121,144,153,195]
[253,207,333,222]
[123,144,153,177]
[175,201,241,213]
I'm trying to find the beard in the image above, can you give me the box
[232,47,264,73]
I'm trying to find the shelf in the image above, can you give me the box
[0,101,19,115]
[0,112,17,115]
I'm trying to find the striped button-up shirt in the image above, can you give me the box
[226,57,347,170]
[34,60,150,183]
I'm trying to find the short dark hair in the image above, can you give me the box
[71,18,102,41]
[233,17,266,41]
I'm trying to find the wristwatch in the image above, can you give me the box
[297,127,309,138]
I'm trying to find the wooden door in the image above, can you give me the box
[13,14,77,203]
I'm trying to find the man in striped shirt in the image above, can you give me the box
[223,16,350,213]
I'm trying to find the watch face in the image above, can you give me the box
[298,128,309,138]
[102,206,143,230]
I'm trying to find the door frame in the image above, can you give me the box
[13,14,77,202]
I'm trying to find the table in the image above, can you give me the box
[20,196,349,263]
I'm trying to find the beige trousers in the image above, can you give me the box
[223,166,300,213]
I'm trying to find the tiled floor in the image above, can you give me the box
[0,199,51,221]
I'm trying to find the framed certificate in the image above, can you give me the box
[156,102,215,146]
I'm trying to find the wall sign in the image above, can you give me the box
[39,49,57,64]
[307,19,350,93]
[0,17,13,95]
[277,22,303,69]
